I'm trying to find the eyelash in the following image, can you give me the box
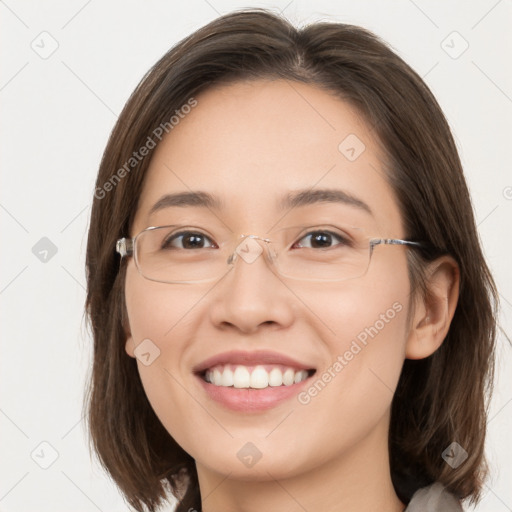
[161,229,351,250]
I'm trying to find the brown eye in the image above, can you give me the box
[293,230,350,249]
[162,231,215,250]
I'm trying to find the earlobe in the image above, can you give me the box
[406,256,460,360]
[122,304,136,358]
[125,335,136,358]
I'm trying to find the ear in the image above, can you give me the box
[125,333,136,358]
[406,255,460,359]
[121,298,135,358]
[122,310,136,358]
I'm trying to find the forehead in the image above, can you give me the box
[132,79,404,236]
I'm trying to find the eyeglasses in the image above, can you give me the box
[116,224,423,284]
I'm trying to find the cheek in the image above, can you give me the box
[123,265,210,439]
[295,257,410,435]
[125,262,208,343]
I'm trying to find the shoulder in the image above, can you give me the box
[405,482,464,512]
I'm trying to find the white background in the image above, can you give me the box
[1,1,511,510]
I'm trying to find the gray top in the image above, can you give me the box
[405,482,463,511]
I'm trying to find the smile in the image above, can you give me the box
[193,350,317,412]
[203,364,314,389]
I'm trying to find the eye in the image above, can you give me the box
[293,230,351,250]
[162,231,216,250]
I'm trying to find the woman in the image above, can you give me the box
[84,9,498,512]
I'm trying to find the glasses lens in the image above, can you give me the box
[270,225,371,282]
[134,224,373,283]
[135,226,231,284]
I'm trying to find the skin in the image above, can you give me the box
[124,79,459,512]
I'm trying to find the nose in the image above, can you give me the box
[208,235,295,334]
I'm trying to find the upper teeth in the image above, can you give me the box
[204,365,310,389]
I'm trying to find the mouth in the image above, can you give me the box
[192,350,317,411]
[198,364,316,389]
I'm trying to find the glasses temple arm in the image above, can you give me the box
[116,238,134,258]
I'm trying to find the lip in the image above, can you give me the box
[193,350,316,412]
[193,350,314,374]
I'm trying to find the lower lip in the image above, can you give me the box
[195,373,313,412]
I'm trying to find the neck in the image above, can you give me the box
[195,416,406,512]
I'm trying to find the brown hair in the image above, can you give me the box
[84,8,499,511]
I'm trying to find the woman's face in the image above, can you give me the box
[125,79,413,482]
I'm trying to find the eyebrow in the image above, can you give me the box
[149,188,373,216]
[280,188,372,215]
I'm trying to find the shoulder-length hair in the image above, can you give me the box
[84,9,498,512]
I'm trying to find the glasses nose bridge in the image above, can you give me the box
[226,233,277,268]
